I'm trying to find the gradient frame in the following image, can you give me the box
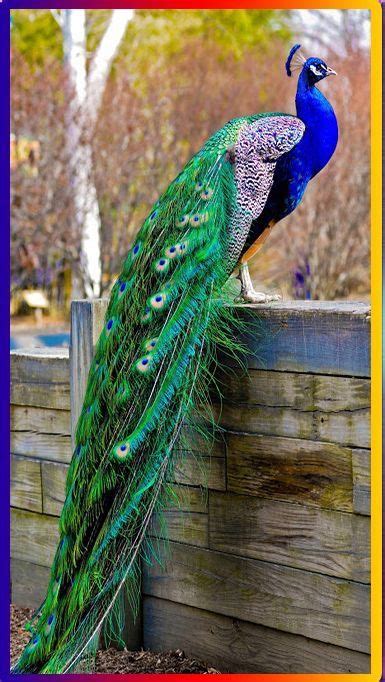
[0,1,381,680]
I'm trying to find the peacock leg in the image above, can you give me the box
[236,220,281,304]
[236,262,281,303]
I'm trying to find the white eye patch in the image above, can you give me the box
[310,64,325,77]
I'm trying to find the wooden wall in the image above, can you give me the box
[10,301,370,673]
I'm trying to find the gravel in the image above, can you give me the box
[11,605,220,674]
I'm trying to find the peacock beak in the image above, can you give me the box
[325,66,337,76]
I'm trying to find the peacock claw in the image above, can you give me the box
[236,263,281,305]
[237,290,281,304]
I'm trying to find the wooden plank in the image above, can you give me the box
[226,432,370,514]
[11,348,70,410]
[209,492,370,582]
[11,455,42,513]
[214,369,370,412]
[143,541,370,653]
[11,558,51,609]
[231,302,370,377]
[217,403,316,441]
[317,409,369,449]
[352,449,371,516]
[41,461,69,516]
[11,405,71,436]
[143,596,370,674]
[70,299,109,443]
[167,484,208,513]
[11,508,59,568]
[171,454,225,491]
[215,403,369,449]
[213,370,370,448]
[11,430,72,463]
[150,511,208,548]
[176,425,226,459]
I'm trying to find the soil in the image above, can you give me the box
[11,605,220,674]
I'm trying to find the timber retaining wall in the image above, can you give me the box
[10,300,370,673]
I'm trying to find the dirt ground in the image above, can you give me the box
[11,605,219,674]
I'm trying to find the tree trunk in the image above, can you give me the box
[63,9,102,298]
[61,9,134,298]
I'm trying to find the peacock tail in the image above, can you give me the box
[12,112,304,674]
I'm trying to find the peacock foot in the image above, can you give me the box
[236,263,281,305]
[237,289,281,304]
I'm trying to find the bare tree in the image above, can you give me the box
[51,9,133,297]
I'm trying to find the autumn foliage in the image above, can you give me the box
[11,10,370,305]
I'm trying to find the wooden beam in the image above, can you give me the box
[11,348,70,410]
[70,299,109,443]
[209,491,369,582]
[213,369,370,412]
[11,455,42,513]
[143,596,370,674]
[231,302,370,377]
[41,461,69,516]
[213,371,370,449]
[171,453,225,491]
[150,510,208,548]
[11,559,51,609]
[226,432,369,515]
[11,430,72,463]
[11,508,59,568]
[11,405,70,436]
[143,541,370,653]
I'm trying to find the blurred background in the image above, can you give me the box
[10,9,370,348]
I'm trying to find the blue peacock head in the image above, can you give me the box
[286,44,337,85]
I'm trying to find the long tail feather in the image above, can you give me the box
[12,112,304,674]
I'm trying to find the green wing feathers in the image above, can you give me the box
[12,113,304,673]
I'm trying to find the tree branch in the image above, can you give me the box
[50,9,64,28]
[86,9,134,131]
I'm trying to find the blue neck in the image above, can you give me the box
[295,71,338,178]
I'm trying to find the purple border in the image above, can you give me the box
[0,6,11,681]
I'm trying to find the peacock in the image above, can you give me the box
[12,45,338,674]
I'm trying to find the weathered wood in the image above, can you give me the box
[11,405,71,436]
[217,402,317,440]
[167,484,208,513]
[150,511,208,548]
[215,403,369,449]
[11,430,72,463]
[11,348,70,410]
[232,302,370,377]
[176,426,226,459]
[70,299,109,442]
[9,300,371,669]
[143,541,370,653]
[11,455,42,513]
[352,449,371,516]
[11,508,59,568]
[41,461,69,516]
[214,369,370,412]
[317,409,369,449]
[11,559,51,609]
[171,454,226,491]
[226,432,370,514]
[209,491,370,582]
[213,370,370,448]
[143,596,370,674]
